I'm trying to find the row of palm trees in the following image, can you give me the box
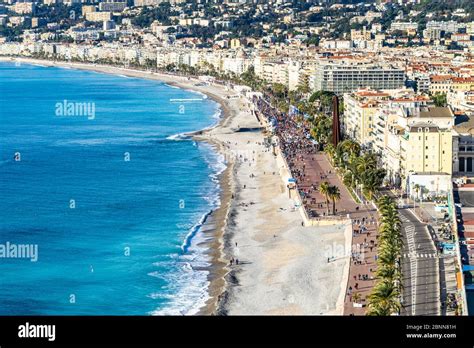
[305,94,401,315]
[318,182,341,216]
[367,196,403,316]
[324,139,386,201]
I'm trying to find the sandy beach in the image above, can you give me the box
[1,56,351,315]
[199,102,352,314]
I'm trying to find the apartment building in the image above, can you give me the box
[155,48,250,76]
[288,59,302,91]
[423,28,443,41]
[448,91,474,115]
[85,11,112,22]
[390,21,418,33]
[133,0,186,6]
[310,60,405,94]
[8,16,30,27]
[350,27,371,41]
[342,89,451,187]
[414,74,430,93]
[343,89,390,147]
[426,20,466,34]
[387,106,453,187]
[375,105,406,186]
[430,76,474,94]
[98,2,127,12]
[254,56,289,86]
[178,18,210,27]
[350,11,382,25]
[82,5,96,17]
[453,116,474,175]
[321,39,352,50]
[286,58,317,91]
[13,2,35,15]
[402,121,453,176]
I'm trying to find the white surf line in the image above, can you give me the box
[169,98,204,102]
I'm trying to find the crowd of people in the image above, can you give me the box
[254,96,332,218]
[253,96,381,315]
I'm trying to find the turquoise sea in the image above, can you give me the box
[0,62,224,315]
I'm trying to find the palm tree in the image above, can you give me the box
[376,264,402,284]
[355,153,378,173]
[413,184,420,209]
[319,181,331,216]
[367,280,401,316]
[324,143,336,160]
[352,292,362,304]
[296,79,310,96]
[343,171,354,189]
[377,249,398,267]
[338,139,361,158]
[379,234,403,255]
[361,168,386,200]
[380,211,401,231]
[343,153,360,193]
[377,196,393,213]
[271,83,287,100]
[297,100,311,116]
[328,185,341,215]
[311,115,332,146]
[368,196,403,315]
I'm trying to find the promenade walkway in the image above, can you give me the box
[254,97,380,314]
[294,153,379,315]
[291,153,359,218]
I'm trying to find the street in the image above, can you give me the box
[399,208,440,315]
[383,190,440,315]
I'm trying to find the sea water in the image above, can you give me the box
[0,62,224,315]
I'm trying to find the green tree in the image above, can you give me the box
[367,280,401,316]
[352,292,362,304]
[271,83,288,99]
[376,264,402,284]
[366,196,403,316]
[318,181,331,216]
[360,168,386,200]
[432,93,447,107]
[328,186,341,215]
[310,115,332,146]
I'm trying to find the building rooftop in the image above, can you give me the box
[355,90,390,98]
[454,115,474,134]
[408,122,441,131]
[419,106,453,118]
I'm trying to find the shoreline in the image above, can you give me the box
[0,56,236,316]
[2,56,351,316]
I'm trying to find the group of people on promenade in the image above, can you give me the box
[252,97,381,315]
[253,96,331,218]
